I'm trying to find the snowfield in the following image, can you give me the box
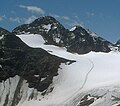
[4,34,119,106]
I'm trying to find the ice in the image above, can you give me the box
[0,35,4,40]
[70,26,77,31]
[42,24,52,32]
[15,34,120,106]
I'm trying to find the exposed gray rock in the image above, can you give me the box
[12,16,113,54]
[0,32,71,92]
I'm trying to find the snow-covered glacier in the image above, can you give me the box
[0,33,120,106]
[9,34,119,106]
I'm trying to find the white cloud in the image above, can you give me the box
[9,17,22,23]
[0,17,3,21]
[24,16,37,24]
[49,13,70,21]
[53,14,60,18]
[11,11,16,14]
[69,16,84,27]
[9,15,37,24]
[49,13,60,18]
[69,20,84,27]
[86,12,95,17]
[49,13,83,27]
[0,15,6,21]
[61,16,70,20]
[19,5,45,14]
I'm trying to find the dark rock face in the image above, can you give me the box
[0,27,11,48]
[67,26,112,54]
[0,27,10,36]
[12,16,67,46]
[0,33,69,92]
[77,94,100,106]
[116,39,120,51]
[116,40,120,46]
[12,16,112,54]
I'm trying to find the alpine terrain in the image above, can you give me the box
[0,16,120,106]
[116,40,120,51]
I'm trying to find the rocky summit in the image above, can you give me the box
[0,27,70,92]
[0,27,10,36]
[116,39,120,51]
[13,16,113,54]
[116,39,120,45]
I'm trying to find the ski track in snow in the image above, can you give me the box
[63,58,94,104]
[17,34,95,105]
[16,34,120,106]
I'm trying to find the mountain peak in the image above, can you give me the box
[70,25,84,31]
[31,16,59,25]
[12,16,65,35]
[12,16,113,54]
[116,39,120,45]
[0,27,10,36]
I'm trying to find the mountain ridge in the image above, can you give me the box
[0,16,120,106]
[12,16,115,54]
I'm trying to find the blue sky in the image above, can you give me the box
[0,0,120,43]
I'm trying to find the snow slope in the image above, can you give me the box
[0,75,45,106]
[0,35,4,40]
[16,34,93,106]
[15,34,120,106]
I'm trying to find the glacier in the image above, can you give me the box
[7,34,119,106]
